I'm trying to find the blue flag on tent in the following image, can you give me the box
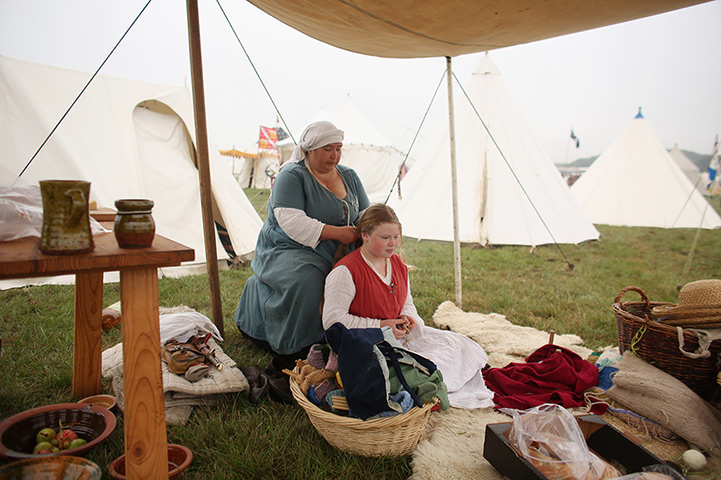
[570,130,580,148]
[705,137,720,197]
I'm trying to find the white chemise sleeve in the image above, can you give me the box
[323,265,380,329]
[323,264,425,336]
[274,207,325,248]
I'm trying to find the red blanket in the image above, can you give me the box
[483,344,598,409]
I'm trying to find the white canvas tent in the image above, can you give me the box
[0,55,263,286]
[571,110,721,229]
[387,54,600,246]
[669,145,702,189]
[309,94,407,203]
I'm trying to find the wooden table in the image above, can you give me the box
[0,231,194,479]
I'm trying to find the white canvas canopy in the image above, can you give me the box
[0,55,263,285]
[309,94,407,203]
[387,53,600,246]
[571,111,721,229]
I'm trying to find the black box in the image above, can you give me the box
[483,414,664,480]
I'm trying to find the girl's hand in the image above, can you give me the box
[399,315,417,332]
[380,318,411,339]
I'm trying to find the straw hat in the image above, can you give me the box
[652,279,721,328]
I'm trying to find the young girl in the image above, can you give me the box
[322,204,494,409]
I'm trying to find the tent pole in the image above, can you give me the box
[186,0,224,336]
[445,56,462,307]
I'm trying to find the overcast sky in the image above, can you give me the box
[1,0,720,164]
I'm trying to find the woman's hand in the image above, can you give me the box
[321,225,359,245]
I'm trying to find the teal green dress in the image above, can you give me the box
[235,161,369,355]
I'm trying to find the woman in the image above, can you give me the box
[235,120,370,369]
[322,204,495,409]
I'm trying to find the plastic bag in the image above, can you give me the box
[0,185,109,241]
[609,464,687,480]
[0,185,45,241]
[504,404,621,480]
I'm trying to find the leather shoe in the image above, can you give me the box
[266,373,294,404]
[239,365,270,404]
[264,358,295,404]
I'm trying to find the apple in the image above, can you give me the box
[55,429,78,450]
[33,441,53,454]
[35,427,56,444]
[68,438,87,450]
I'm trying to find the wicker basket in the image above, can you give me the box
[289,369,435,456]
[613,286,721,400]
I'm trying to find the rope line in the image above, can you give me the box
[452,70,574,270]
[383,69,446,205]
[215,0,296,145]
[13,0,153,185]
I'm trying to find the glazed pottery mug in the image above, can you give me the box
[39,180,94,255]
[114,199,155,248]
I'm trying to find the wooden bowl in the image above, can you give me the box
[0,455,101,479]
[77,394,117,412]
[0,403,116,460]
[107,444,193,480]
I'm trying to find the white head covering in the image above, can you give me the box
[283,120,344,169]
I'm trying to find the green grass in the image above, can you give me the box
[1,190,720,479]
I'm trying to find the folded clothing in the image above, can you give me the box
[483,343,598,409]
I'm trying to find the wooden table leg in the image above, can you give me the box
[120,268,168,480]
[73,271,103,397]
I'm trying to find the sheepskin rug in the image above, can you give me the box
[410,301,593,480]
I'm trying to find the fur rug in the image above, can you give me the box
[410,301,594,480]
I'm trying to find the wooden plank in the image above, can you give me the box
[73,272,103,397]
[0,233,194,279]
[120,268,168,480]
[89,207,117,222]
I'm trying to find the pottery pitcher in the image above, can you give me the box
[39,180,94,254]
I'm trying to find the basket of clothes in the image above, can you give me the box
[612,282,721,400]
[284,326,446,457]
[287,363,437,457]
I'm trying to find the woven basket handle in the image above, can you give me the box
[613,286,650,306]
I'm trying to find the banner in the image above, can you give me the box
[258,126,278,150]
[570,130,579,148]
[705,138,720,197]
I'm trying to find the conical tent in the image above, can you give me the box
[387,53,599,246]
[0,55,264,284]
[571,110,721,229]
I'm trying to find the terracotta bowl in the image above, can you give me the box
[0,455,102,479]
[0,403,116,460]
[77,394,117,412]
[107,444,193,480]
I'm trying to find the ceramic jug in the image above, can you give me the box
[114,199,155,248]
[39,180,94,254]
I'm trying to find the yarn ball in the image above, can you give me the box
[325,351,339,373]
[681,449,707,471]
[306,344,326,369]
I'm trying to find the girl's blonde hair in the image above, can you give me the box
[357,204,402,238]
[357,204,414,270]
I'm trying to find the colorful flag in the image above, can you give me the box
[276,127,289,142]
[705,136,720,197]
[258,126,278,150]
[570,130,580,148]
